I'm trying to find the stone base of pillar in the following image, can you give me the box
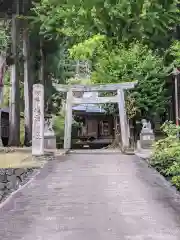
[44,136,56,149]
[0,138,3,147]
[140,131,155,149]
[44,117,56,150]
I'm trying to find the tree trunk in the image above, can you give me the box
[0,55,6,105]
[23,27,32,146]
[0,55,6,147]
[39,39,46,114]
[8,14,20,146]
[39,39,45,85]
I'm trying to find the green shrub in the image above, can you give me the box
[52,113,83,148]
[171,176,180,190]
[150,121,180,189]
[53,114,65,148]
[151,137,180,175]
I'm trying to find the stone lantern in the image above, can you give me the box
[44,115,56,149]
[140,119,155,149]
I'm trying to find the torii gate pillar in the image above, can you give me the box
[64,89,73,150]
[54,82,137,151]
[117,89,129,149]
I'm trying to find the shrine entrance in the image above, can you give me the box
[54,82,137,150]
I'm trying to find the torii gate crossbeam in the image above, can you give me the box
[53,82,137,150]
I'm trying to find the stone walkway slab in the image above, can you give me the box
[135,148,153,160]
[0,153,180,239]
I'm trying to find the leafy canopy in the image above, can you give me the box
[70,36,170,116]
[30,0,180,118]
[33,0,180,48]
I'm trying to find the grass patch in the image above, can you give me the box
[0,152,44,168]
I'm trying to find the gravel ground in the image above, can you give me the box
[0,153,179,239]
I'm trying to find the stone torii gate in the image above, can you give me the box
[54,82,137,150]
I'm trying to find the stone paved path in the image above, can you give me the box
[0,152,180,239]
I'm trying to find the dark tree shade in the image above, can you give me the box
[0,0,32,16]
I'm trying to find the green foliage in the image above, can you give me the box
[0,20,10,54]
[69,34,106,60]
[150,121,180,190]
[171,176,180,190]
[8,0,179,147]
[126,94,139,120]
[53,114,65,139]
[1,71,10,107]
[160,120,179,136]
[70,38,170,116]
[31,0,180,120]
[33,0,180,49]
[53,114,65,147]
[52,112,81,147]
[169,41,180,67]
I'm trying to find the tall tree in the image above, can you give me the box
[0,19,11,105]
[8,11,20,146]
[29,0,180,121]
[32,0,180,49]
[70,37,171,117]
[23,26,33,146]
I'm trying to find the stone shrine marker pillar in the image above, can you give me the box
[32,84,44,156]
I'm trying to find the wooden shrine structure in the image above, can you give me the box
[54,82,137,150]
